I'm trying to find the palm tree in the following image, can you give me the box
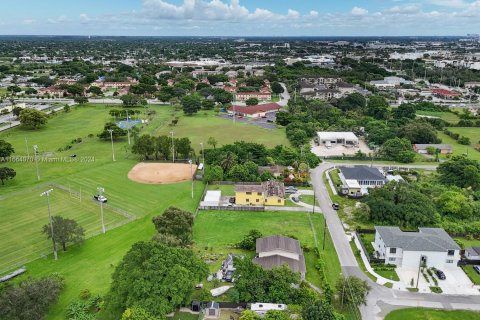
[221,152,237,172]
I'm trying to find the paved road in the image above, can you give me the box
[278,83,290,107]
[310,162,480,319]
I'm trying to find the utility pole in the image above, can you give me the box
[127,127,131,145]
[200,142,205,173]
[97,187,106,234]
[188,159,194,199]
[41,189,57,261]
[416,256,423,289]
[322,217,327,250]
[25,137,29,156]
[170,131,175,163]
[107,129,115,161]
[33,144,40,180]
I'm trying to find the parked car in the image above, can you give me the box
[285,189,297,194]
[474,265,480,274]
[435,269,446,280]
[93,195,107,203]
[292,196,299,203]
[224,270,234,282]
[332,203,340,210]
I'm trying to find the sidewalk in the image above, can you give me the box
[351,234,405,290]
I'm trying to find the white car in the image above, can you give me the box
[93,195,107,203]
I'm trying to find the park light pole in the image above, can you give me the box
[127,127,131,145]
[189,159,194,199]
[97,187,106,234]
[170,131,175,163]
[107,129,116,161]
[200,142,205,173]
[25,137,29,156]
[41,189,57,261]
[33,144,40,180]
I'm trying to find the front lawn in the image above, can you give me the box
[462,265,480,285]
[385,308,480,320]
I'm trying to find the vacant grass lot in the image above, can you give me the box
[416,111,460,123]
[193,210,341,288]
[385,308,480,320]
[156,110,290,151]
[438,128,480,161]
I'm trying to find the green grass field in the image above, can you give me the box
[0,184,127,273]
[0,103,303,320]
[438,128,480,161]
[156,110,290,151]
[385,308,480,320]
[416,111,460,123]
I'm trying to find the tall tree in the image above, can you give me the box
[336,276,371,307]
[437,156,480,190]
[302,300,336,320]
[0,274,64,320]
[98,122,127,140]
[155,135,172,160]
[0,167,16,184]
[246,97,259,106]
[271,82,284,95]
[0,139,14,158]
[132,134,155,160]
[19,108,48,129]
[152,207,194,247]
[103,241,208,319]
[181,94,202,116]
[42,216,85,251]
[207,136,218,149]
[176,137,192,159]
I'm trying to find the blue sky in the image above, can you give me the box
[1,0,479,36]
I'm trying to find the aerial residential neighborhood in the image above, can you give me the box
[1,1,480,320]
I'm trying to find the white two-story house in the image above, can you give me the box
[374,226,461,269]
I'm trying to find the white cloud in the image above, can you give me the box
[47,15,68,24]
[384,5,420,14]
[350,6,368,17]
[141,0,303,22]
[22,19,35,25]
[427,0,468,8]
[79,14,91,23]
[309,10,319,17]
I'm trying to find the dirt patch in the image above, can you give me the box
[127,162,197,184]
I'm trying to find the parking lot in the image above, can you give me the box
[217,113,277,129]
[397,266,480,295]
[310,140,372,157]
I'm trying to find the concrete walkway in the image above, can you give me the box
[351,234,404,289]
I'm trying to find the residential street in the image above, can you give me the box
[310,162,480,319]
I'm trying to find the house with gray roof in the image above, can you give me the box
[338,166,386,197]
[253,235,306,279]
[373,226,461,269]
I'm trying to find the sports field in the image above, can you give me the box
[385,308,480,320]
[0,184,128,273]
[0,104,292,319]
[156,110,290,151]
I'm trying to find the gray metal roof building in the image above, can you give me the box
[375,226,460,252]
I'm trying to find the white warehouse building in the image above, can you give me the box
[317,132,359,147]
[373,226,461,270]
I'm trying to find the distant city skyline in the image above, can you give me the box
[1,0,480,36]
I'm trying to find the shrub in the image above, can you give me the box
[79,288,91,300]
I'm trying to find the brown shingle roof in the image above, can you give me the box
[256,235,302,254]
[253,255,306,273]
[235,184,264,193]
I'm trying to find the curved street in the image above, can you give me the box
[310,162,480,319]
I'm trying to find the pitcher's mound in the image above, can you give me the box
[128,162,197,184]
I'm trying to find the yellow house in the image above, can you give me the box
[235,181,285,206]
